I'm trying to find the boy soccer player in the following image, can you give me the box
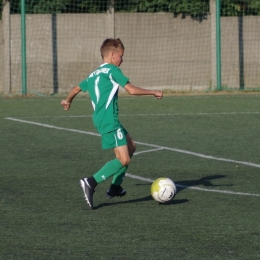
[61,38,163,209]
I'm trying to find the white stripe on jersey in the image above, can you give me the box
[91,100,95,111]
[106,74,119,109]
[95,76,100,105]
[114,133,118,147]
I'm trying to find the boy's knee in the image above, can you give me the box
[119,156,131,167]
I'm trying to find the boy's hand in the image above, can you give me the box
[154,90,163,99]
[61,100,71,111]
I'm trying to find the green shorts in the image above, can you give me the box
[101,127,128,150]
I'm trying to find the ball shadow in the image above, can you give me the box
[94,195,188,209]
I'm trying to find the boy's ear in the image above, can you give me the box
[111,52,115,59]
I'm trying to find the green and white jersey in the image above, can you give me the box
[79,63,129,134]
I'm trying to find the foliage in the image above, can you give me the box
[5,0,260,16]
[0,2,2,20]
[221,0,260,16]
[26,0,71,14]
[168,0,208,20]
[115,0,209,20]
[9,0,108,14]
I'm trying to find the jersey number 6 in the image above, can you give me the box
[117,128,123,140]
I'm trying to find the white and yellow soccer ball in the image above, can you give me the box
[151,177,177,203]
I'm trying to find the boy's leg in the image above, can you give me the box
[93,158,124,183]
[80,158,124,208]
[105,145,130,198]
[82,128,128,186]
[107,134,136,198]
[111,165,128,185]
[80,128,129,208]
[111,134,136,185]
[93,129,131,183]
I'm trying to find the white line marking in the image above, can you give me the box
[5,117,100,137]
[126,173,155,183]
[5,117,260,197]
[4,115,90,119]
[134,141,260,169]
[11,111,260,119]
[120,112,260,116]
[125,173,260,197]
[134,148,164,156]
[6,117,260,169]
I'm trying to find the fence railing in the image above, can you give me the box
[1,0,260,95]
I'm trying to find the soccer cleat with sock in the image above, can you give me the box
[80,178,95,208]
[106,184,126,199]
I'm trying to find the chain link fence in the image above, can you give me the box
[1,1,260,94]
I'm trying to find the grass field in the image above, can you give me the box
[1,94,260,260]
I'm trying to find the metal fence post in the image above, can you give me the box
[210,0,217,90]
[216,0,222,90]
[3,0,11,94]
[21,0,27,95]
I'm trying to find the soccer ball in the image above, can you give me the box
[151,177,177,203]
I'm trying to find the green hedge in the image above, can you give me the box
[5,0,260,16]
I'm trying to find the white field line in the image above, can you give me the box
[5,117,260,197]
[125,173,260,197]
[134,148,164,156]
[122,112,260,116]
[134,141,260,169]
[6,117,100,137]
[6,117,260,169]
[12,111,260,119]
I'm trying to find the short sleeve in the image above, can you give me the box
[111,67,129,88]
[78,79,88,92]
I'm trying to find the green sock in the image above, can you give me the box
[111,165,128,185]
[93,159,123,184]
[112,153,133,185]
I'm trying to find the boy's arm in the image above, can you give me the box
[61,85,82,110]
[124,83,163,99]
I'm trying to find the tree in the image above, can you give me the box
[7,0,260,16]
[221,0,260,16]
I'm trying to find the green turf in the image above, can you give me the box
[1,94,260,259]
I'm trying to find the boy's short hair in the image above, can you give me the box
[100,38,124,58]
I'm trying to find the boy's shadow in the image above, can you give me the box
[175,174,232,192]
[95,196,188,209]
[92,174,230,210]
